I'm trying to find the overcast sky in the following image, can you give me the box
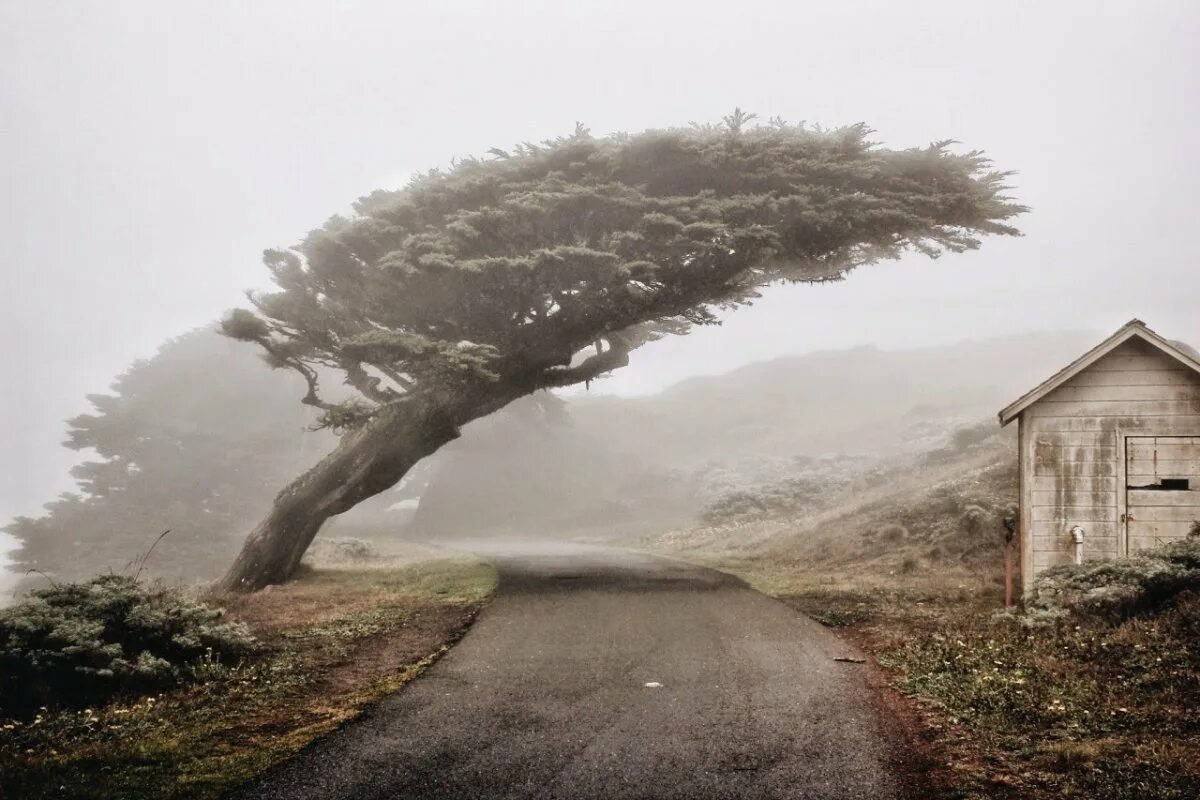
[2,0,1199,524]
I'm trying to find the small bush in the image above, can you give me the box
[1028,538,1200,623]
[0,575,255,718]
[960,504,994,537]
[306,537,380,564]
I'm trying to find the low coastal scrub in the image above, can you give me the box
[1027,537,1200,623]
[0,558,496,800]
[709,536,1200,799]
[0,575,254,718]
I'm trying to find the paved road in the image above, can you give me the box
[232,544,907,800]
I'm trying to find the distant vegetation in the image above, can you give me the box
[414,331,1095,542]
[3,329,1098,590]
[3,326,404,587]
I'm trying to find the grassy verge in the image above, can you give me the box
[0,557,496,799]
[708,557,1200,800]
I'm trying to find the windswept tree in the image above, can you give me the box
[6,327,334,583]
[218,113,1024,591]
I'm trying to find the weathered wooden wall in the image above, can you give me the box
[1019,337,1200,592]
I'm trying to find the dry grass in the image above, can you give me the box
[0,557,496,800]
[708,556,1200,800]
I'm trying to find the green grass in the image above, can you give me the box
[0,557,497,799]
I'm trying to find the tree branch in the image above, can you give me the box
[536,336,631,388]
[342,360,400,404]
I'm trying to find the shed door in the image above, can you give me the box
[1126,436,1200,553]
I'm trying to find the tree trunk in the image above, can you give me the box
[216,399,468,593]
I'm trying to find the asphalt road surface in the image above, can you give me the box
[232,544,908,800]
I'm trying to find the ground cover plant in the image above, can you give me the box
[0,574,255,719]
[0,557,496,799]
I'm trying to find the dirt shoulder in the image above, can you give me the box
[0,557,496,800]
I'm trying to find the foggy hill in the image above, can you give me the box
[3,325,1099,595]
[409,330,1098,539]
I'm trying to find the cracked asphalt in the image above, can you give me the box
[229,544,906,800]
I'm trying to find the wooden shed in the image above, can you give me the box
[998,319,1200,594]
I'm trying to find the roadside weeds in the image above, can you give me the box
[711,560,1200,800]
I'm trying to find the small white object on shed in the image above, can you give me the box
[998,319,1200,594]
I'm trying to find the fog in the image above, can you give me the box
[2,1,1199,539]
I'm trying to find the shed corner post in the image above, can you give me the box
[1017,412,1035,599]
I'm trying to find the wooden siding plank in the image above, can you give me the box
[1128,522,1195,534]
[1031,536,1118,553]
[1127,461,1200,478]
[1031,521,1120,537]
[1033,552,1072,568]
[1128,441,1200,461]
[1126,506,1200,522]
[1086,354,1181,372]
[1045,385,1200,403]
[1063,369,1197,388]
[1027,416,1200,432]
[1126,489,1200,507]
[1031,506,1118,522]
[1031,433,1118,446]
[1030,490,1115,507]
[1034,552,1119,569]
[1030,476,1117,491]
[1033,443,1118,460]
[1128,522,1195,548]
[1028,400,1200,417]
[1034,461,1116,477]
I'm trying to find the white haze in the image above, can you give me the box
[2,0,1199,525]
[0,533,17,599]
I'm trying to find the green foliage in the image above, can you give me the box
[0,575,255,718]
[1028,538,1200,623]
[228,115,1024,421]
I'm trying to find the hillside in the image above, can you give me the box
[409,330,1095,540]
[4,327,1097,589]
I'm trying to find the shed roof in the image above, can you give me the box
[997,319,1200,426]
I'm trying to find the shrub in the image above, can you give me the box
[306,536,380,564]
[1028,538,1200,623]
[960,504,994,537]
[0,575,255,718]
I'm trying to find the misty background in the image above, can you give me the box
[3,2,1199,585]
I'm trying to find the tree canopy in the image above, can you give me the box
[5,327,335,582]
[223,114,1024,430]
